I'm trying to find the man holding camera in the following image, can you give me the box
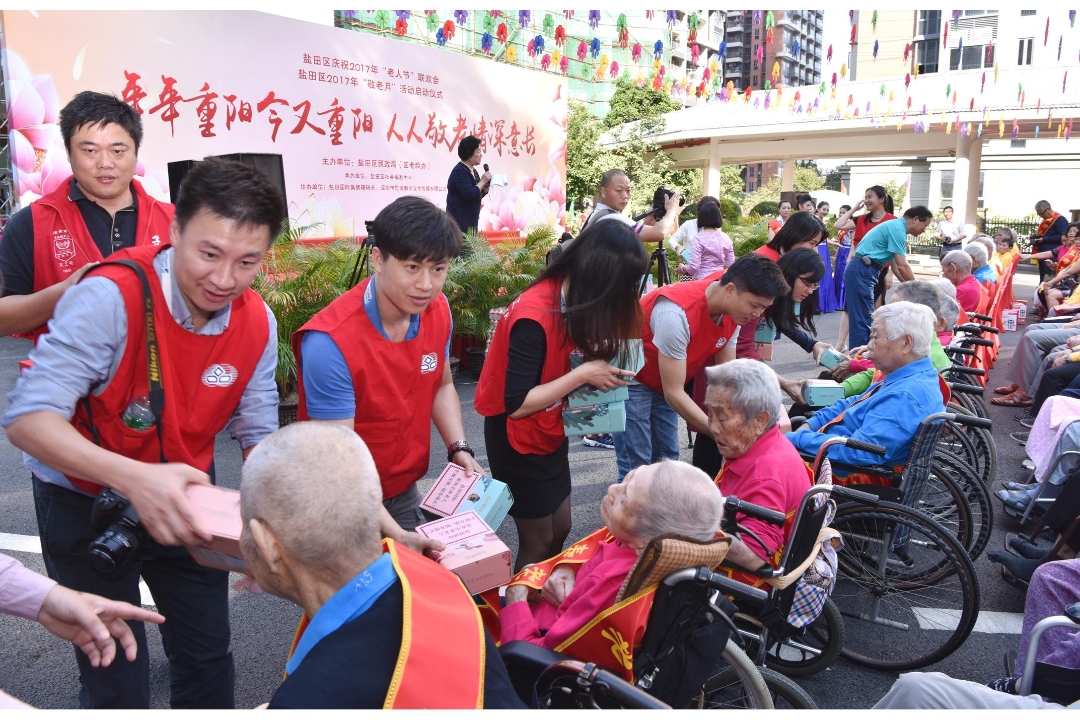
[580,169,681,243]
[2,159,286,708]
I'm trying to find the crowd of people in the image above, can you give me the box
[0,90,1078,710]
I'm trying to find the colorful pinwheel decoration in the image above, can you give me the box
[481,32,493,54]
[610,60,619,78]
[756,44,764,64]
[1072,10,1077,27]
[654,39,664,60]
[576,40,587,61]
[396,10,410,22]
[850,24,857,45]
[766,27,774,44]
[589,10,601,29]
[719,40,727,59]
[765,10,775,29]
[1012,118,1019,139]
[827,44,833,62]
[425,12,439,33]
[631,42,642,62]
[541,53,551,70]
[590,37,601,59]
[666,10,677,27]
[873,39,879,57]
[482,12,496,33]
[560,54,569,73]
[880,83,886,97]
[977,123,984,137]
[564,10,574,20]
[496,22,508,44]
[832,72,838,87]
[454,10,467,25]
[986,43,994,64]
[905,72,911,89]
[555,25,566,47]
[443,20,455,41]
[872,10,878,29]
[374,10,390,31]
[543,13,554,37]
[981,72,986,93]
[518,10,530,28]
[506,44,517,62]
[395,18,408,36]
[792,39,801,58]
[691,44,700,65]
[436,28,446,46]
[617,14,628,47]
[819,81,826,95]
[1059,35,1064,61]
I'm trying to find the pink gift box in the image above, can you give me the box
[416,511,512,594]
[184,485,248,574]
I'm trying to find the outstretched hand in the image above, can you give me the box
[37,585,164,668]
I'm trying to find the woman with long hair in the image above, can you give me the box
[474,221,649,571]
[834,186,895,350]
[737,212,826,360]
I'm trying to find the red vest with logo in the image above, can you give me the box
[66,245,268,495]
[473,278,575,455]
[293,277,451,499]
[27,178,174,344]
[287,539,486,708]
[635,273,740,395]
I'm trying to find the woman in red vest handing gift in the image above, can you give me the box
[475,222,648,571]
[293,196,482,551]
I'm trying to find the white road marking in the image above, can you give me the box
[2,532,158,607]
[914,608,1024,634]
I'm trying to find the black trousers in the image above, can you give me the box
[1030,363,1080,417]
[32,477,234,709]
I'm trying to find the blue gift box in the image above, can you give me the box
[803,380,846,407]
[562,401,627,436]
[567,340,645,409]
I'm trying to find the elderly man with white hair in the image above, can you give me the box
[704,360,811,577]
[966,241,997,284]
[498,459,723,656]
[941,249,984,314]
[238,422,522,709]
[787,302,946,470]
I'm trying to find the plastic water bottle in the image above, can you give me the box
[122,395,155,431]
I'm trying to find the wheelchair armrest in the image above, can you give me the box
[949,382,984,396]
[946,346,977,357]
[500,640,573,674]
[788,415,808,430]
[945,364,985,377]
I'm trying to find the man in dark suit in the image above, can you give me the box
[445,135,491,234]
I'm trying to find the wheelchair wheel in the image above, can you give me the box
[702,665,817,709]
[693,639,773,709]
[913,463,973,556]
[932,452,994,560]
[831,501,980,671]
[763,597,844,678]
[938,412,987,481]
[944,404,997,487]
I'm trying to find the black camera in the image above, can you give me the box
[363,219,376,248]
[651,186,685,221]
[88,488,149,575]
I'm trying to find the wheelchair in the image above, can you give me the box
[792,418,983,671]
[1014,602,1080,705]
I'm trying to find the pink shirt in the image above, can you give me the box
[686,229,735,280]
[955,274,982,314]
[0,553,55,621]
[500,541,639,650]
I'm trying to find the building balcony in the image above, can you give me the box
[726,37,743,49]
[727,23,744,34]
[696,35,720,52]
[776,49,794,61]
[725,68,743,78]
[671,45,687,61]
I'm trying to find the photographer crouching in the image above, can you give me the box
[2,159,287,709]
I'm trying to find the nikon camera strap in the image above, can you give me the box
[79,259,168,464]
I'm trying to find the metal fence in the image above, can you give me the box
[907,215,1043,254]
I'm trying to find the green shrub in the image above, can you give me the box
[749,200,779,217]
[728,218,770,257]
[719,198,742,225]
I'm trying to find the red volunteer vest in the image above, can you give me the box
[66,245,268,494]
[287,539,486,708]
[851,211,896,249]
[293,277,451,499]
[635,273,740,395]
[26,177,174,344]
[474,278,575,455]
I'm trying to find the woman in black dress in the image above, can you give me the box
[474,221,648,570]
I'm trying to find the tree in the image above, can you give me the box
[565,100,617,208]
[741,164,827,211]
[603,76,682,128]
[881,179,907,210]
[824,168,843,191]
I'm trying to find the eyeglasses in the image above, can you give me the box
[797,276,821,290]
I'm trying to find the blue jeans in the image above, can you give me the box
[844,255,880,348]
[612,381,681,481]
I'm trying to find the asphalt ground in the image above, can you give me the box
[0,268,1041,709]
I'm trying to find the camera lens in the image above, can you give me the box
[88,526,141,575]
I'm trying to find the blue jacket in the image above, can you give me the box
[786,356,945,468]
[445,161,484,232]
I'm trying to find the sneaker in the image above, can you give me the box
[1017,415,1035,429]
[582,434,615,450]
[1010,431,1030,445]
[986,677,1019,695]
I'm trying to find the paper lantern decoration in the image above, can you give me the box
[394,18,408,35]
[905,72,911,89]
[610,60,619,78]
[560,54,569,73]
[793,39,801,58]
[904,43,911,61]
[840,63,847,79]
[832,72,838,87]
[576,40,587,61]
[690,44,701,65]
[554,25,566,47]
[879,83,886,96]
[654,39,664,59]
[518,10,530,28]
[820,81,826,95]
[1045,17,1050,45]
[952,90,957,105]
[590,37,601,58]
[1059,35,1064,61]
[631,42,642,62]
[873,40,879,57]
[541,53,551,70]
[994,62,999,83]
[827,44,833,62]
[496,22,508,44]
[506,44,517,62]
[531,36,545,57]
[847,94,853,106]
[957,38,962,54]
[772,61,780,79]
[396,10,410,21]
[765,10,775,29]
[872,9,878,29]
[756,44,764,64]
[590,10,601,29]
[481,32,493,54]
[766,27,774,44]
[907,96,912,109]
[1072,10,1077,27]
[652,74,663,91]
[666,10,677,27]
[719,40,727,59]
[1012,119,1019,139]
[425,12,439,32]
[482,13,496,33]
[443,20,456,41]
[374,10,390,30]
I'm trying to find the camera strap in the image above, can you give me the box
[78,259,168,464]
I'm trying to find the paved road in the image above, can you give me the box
[0,271,1039,708]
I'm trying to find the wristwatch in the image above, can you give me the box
[447,440,475,464]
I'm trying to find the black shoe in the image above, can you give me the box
[1005,533,1047,560]
[986,676,1019,695]
[988,549,1047,583]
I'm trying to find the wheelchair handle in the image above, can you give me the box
[724,495,786,527]
[954,322,1000,335]
[946,364,986,377]
[536,660,670,709]
[830,484,882,504]
[946,346,977,357]
[811,435,886,480]
[968,312,993,322]
[960,337,995,347]
[944,413,993,430]
[662,566,771,606]
[949,382,985,396]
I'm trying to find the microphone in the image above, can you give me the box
[483,163,489,173]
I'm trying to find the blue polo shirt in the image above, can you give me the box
[856,218,909,266]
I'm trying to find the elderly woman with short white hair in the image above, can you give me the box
[499,460,722,650]
[704,360,811,576]
[966,241,997,284]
